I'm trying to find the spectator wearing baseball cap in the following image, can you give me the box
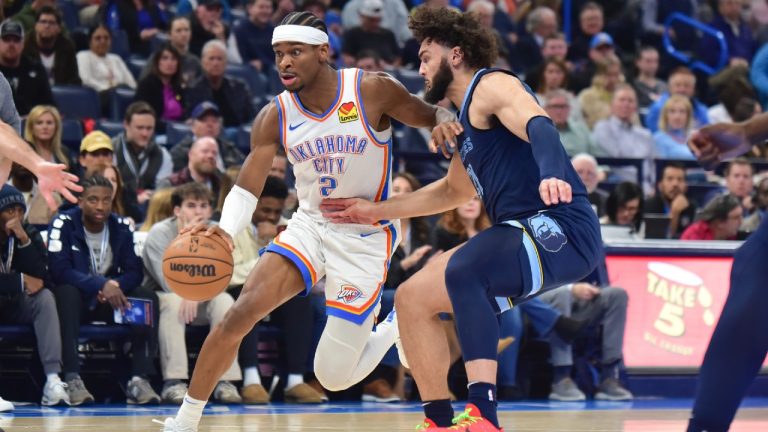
[569,31,619,93]
[341,0,401,67]
[169,101,244,172]
[0,19,55,116]
[340,0,412,48]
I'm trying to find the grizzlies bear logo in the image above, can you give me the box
[528,213,567,252]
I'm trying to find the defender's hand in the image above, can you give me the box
[429,120,463,159]
[539,178,572,206]
[320,198,379,225]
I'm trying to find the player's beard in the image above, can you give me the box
[424,58,453,104]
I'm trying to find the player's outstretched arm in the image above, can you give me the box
[472,72,572,205]
[321,153,476,224]
[688,112,768,169]
[181,102,281,249]
[363,72,461,157]
[0,120,82,209]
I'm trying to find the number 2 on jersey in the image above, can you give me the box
[319,176,337,197]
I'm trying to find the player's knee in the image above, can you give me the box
[394,281,418,312]
[217,296,258,339]
[313,350,354,392]
[445,253,474,299]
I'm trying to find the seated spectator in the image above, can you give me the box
[645,67,709,133]
[514,6,558,73]
[233,0,275,73]
[176,0,233,25]
[22,5,80,86]
[741,177,768,233]
[567,2,605,67]
[24,105,72,169]
[577,54,623,129]
[535,59,581,122]
[631,46,666,116]
[188,0,229,58]
[84,162,141,225]
[73,131,143,222]
[544,90,600,157]
[185,40,254,128]
[141,183,244,404]
[524,33,570,91]
[653,95,696,160]
[229,176,324,403]
[9,162,59,225]
[158,16,203,86]
[169,101,244,171]
[135,44,186,127]
[101,0,168,57]
[113,102,172,209]
[698,0,756,70]
[644,162,698,238]
[0,19,54,116]
[571,153,608,217]
[601,181,644,234]
[570,31,618,94]
[341,0,400,67]
[432,195,490,252]
[538,254,632,401]
[11,0,63,34]
[681,194,743,240]
[48,175,160,405]
[76,24,136,96]
[722,158,755,215]
[592,85,656,194]
[158,136,232,213]
[341,0,411,48]
[0,184,69,406]
[139,187,174,232]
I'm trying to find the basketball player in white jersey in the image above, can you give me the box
[160,12,458,431]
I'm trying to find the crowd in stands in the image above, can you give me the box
[1,0,767,410]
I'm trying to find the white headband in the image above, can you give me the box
[272,24,329,45]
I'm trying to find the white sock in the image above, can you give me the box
[243,367,261,387]
[286,374,304,390]
[46,374,61,384]
[175,393,206,429]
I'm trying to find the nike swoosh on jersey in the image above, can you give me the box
[360,230,380,238]
[288,121,307,131]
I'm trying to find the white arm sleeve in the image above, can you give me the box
[219,185,258,238]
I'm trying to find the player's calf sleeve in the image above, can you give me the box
[445,252,499,361]
[313,314,392,391]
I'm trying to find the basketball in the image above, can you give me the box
[162,233,234,301]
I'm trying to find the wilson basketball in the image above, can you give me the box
[162,233,234,301]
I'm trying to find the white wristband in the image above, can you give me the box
[219,185,258,239]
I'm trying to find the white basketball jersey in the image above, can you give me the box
[275,68,393,222]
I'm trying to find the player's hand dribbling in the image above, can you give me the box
[179,223,235,253]
[320,198,378,225]
[179,299,199,324]
[539,178,572,206]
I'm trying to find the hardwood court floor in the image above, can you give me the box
[2,399,768,431]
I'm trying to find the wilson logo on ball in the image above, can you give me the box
[169,262,217,278]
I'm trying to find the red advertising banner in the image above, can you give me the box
[605,255,765,369]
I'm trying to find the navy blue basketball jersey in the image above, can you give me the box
[457,68,588,223]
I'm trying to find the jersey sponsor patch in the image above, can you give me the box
[336,284,363,304]
[528,213,567,253]
[338,101,359,123]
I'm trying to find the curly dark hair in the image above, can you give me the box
[408,6,497,70]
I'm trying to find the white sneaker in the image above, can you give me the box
[153,417,197,432]
[0,396,13,412]
[41,380,70,406]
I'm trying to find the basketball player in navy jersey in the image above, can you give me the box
[321,7,602,431]
[686,113,768,431]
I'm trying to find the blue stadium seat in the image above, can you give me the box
[61,119,84,155]
[96,120,125,137]
[166,122,192,148]
[394,68,425,94]
[52,85,101,119]
[108,87,136,121]
[110,29,131,61]
[59,0,81,31]
[127,57,148,80]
